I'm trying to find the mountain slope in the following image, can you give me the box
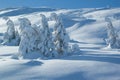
[1,7,120,44]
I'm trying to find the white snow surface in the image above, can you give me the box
[0,7,120,80]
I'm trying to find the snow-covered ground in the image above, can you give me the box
[0,7,120,80]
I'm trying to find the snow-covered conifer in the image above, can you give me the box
[2,17,16,45]
[51,13,69,56]
[105,18,120,48]
[18,18,38,58]
[38,14,57,57]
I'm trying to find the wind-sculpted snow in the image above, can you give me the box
[0,44,120,80]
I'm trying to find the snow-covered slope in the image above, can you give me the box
[0,7,120,44]
[0,7,120,80]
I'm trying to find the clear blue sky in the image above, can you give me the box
[0,0,119,9]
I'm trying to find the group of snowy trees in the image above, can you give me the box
[105,18,120,49]
[18,13,72,58]
[1,13,80,58]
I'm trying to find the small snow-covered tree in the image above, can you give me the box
[105,18,120,48]
[51,13,69,56]
[18,18,38,58]
[71,44,80,54]
[37,14,57,57]
[2,17,20,46]
[2,17,16,45]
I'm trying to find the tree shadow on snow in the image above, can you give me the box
[79,47,101,49]
[62,50,120,64]
[0,54,12,56]
[24,60,43,66]
[70,40,88,44]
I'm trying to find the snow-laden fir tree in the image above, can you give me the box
[18,18,38,58]
[2,17,20,46]
[2,17,16,45]
[37,14,57,57]
[1,17,20,58]
[105,18,120,48]
[51,13,69,56]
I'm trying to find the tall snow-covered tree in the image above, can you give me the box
[37,14,57,57]
[18,18,38,58]
[51,13,69,55]
[2,17,16,45]
[105,18,120,48]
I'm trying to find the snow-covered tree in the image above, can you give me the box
[18,18,38,58]
[51,13,70,56]
[71,44,80,53]
[2,17,20,46]
[37,14,57,57]
[2,17,16,45]
[105,18,120,48]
